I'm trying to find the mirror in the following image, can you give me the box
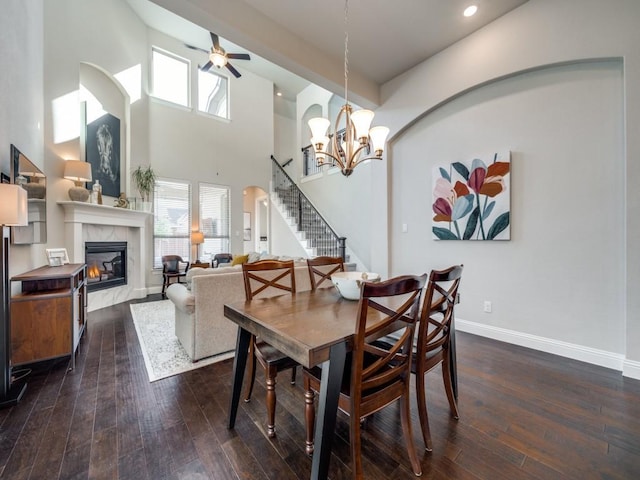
[10,144,47,244]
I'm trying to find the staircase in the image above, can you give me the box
[271,156,346,259]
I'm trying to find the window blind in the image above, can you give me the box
[153,179,191,268]
[199,183,230,260]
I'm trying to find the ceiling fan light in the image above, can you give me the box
[210,51,227,68]
[350,109,374,141]
[369,126,390,156]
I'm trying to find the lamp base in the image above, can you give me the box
[0,381,26,409]
[68,186,89,202]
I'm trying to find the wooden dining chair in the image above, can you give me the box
[303,274,427,479]
[161,255,190,298]
[242,259,297,438]
[306,256,344,290]
[414,264,463,451]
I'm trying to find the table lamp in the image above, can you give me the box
[63,160,92,202]
[191,231,204,263]
[0,184,28,407]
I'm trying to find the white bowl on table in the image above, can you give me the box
[330,271,381,300]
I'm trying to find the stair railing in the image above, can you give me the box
[271,155,346,260]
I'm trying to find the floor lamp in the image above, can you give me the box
[191,231,204,263]
[0,184,28,408]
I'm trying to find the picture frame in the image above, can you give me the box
[46,248,70,267]
[86,112,121,198]
[0,172,9,184]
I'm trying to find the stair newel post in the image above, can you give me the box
[338,237,346,261]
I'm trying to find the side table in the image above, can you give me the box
[191,262,210,269]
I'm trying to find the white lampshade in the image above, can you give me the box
[350,109,374,140]
[63,160,92,183]
[308,117,331,139]
[369,126,390,155]
[191,231,204,245]
[0,184,28,226]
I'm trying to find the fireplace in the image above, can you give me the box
[85,241,127,292]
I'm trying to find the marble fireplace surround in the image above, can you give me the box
[58,201,152,312]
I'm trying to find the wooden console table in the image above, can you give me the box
[191,261,210,269]
[10,264,87,370]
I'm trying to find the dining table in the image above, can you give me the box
[223,286,459,480]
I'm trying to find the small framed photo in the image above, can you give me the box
[46,248,70,267]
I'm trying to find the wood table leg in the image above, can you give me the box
[228,327,251,429]
[310,341,347,480]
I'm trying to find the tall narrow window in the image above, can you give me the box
[153,179,191,269]
[151,47,189,107]
[199,183,230,260]
[198,70,229,119]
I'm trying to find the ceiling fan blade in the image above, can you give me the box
[227,53,251,61]
[226,62,241,78]
[185,43,208,54]
[200,61,213,72]
[210,32,220,50]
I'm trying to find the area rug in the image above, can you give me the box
[130,300,235,382]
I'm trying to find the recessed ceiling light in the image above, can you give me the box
[276,91,282,97]
[463,5,478,17]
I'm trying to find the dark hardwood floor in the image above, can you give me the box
[1,294,639,479]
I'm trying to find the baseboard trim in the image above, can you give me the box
[623,358,640,380]
[455,318,638,379]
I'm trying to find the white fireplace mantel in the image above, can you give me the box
[58,201,152,311]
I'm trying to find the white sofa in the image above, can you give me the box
[166,262,313,361]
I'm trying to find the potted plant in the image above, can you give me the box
[131,165,156,212]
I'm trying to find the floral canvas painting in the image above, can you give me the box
[432,151,511,240]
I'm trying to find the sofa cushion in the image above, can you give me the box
[185,265,242,289]
[247,251,261,263]
[231,254,249,266]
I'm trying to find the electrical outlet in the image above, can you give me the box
[483,301,492,313]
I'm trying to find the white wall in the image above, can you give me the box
[147,26,274,285]
[373,0,640,377]
[37,0,275,291]
[0,1,44,276]
[392,60,624,354]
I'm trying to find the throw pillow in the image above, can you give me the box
[247,251,261,263]
[231,254,249,266]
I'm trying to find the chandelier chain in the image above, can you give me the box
[344,0,349,105]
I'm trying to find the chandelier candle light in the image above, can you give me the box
[308,0,389,177]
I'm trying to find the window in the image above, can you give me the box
[153,179,191,269]
[199,183,230,260]
[198,70,229,119]
[151,47,189,107]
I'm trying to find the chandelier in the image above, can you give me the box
[308,0,389,177]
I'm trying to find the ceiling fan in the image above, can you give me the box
[186,31,251,78]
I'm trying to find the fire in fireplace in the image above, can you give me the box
[85,241,127,292]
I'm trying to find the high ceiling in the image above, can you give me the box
[127,0,528,105]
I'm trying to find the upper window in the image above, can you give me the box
[153,179,191,269]
[151,47,189,107]
[198,70,229,119]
